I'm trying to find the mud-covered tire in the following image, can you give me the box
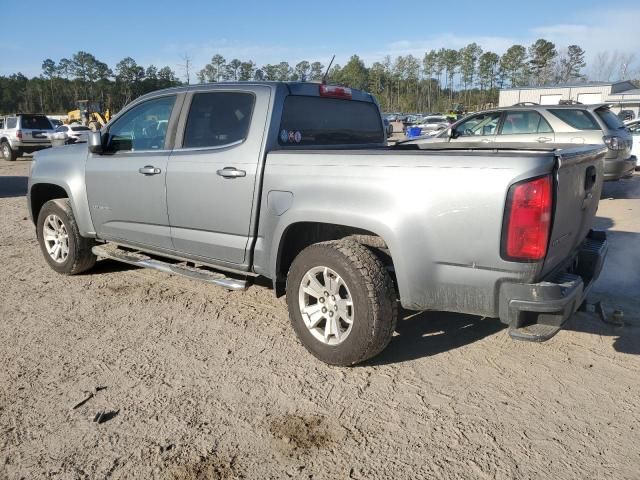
[286,240,398,366]
[1,142,17,161]
[37,199,96,275]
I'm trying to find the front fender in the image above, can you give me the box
[29,144,95,237]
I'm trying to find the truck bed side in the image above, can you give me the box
[254,149,567,318]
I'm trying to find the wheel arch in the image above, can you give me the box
[273,221,398,297]
[29,183,70,225]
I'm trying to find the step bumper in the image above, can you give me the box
[499,230,608,341]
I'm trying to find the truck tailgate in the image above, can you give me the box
[541,145,607,277]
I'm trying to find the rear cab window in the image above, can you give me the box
[548,109,600,130]
[6,118,17,129]
[278,96,384,146]
[20,115,52,130]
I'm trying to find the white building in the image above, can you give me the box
[499,81,640,118]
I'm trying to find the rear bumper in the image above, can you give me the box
[12,140,51,153]
[603,155,637,181]
[498,230,608,339]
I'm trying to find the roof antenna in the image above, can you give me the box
[322,55,335,84]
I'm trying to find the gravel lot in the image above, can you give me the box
[1,158,639,480]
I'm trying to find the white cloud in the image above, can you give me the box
[377,6,640,74]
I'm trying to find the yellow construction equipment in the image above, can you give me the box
[66,100,111,131]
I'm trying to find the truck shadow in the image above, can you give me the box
[564,312,640,355]
[366,310,505,366]
[0,176,28,198]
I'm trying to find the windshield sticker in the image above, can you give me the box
[294,131,302,143]
[280,129,288,143]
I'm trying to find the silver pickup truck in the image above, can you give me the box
[28,82,608,365]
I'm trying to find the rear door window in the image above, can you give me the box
[500,111,553,135]
[548,109,600,130]
[182,92,255,149]
[7,118,17,129]
[20,115,52,130]
[279,96,384,146]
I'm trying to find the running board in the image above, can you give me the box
[92,245,247,291]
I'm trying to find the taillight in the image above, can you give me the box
[603,135,625,150]
[319,84,352,99]
[502,175,553,261]
[16,130,22,139]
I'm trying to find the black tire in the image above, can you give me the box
[286,240,398,366]
[37,199,96,275]
[1,142,17,161]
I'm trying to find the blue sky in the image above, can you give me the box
[1,0,639,79]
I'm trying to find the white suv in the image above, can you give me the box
[0,113,54,161]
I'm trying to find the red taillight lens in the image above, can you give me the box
[502,175,553,261]
[16,130,22,139]
[319,84,352,99]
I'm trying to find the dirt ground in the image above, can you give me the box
[1,158,639,480]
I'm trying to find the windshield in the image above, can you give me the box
[21,115,52,130]
[596,108,625,130]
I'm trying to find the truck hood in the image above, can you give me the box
[33,142,89,163]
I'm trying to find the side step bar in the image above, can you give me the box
[92,245,247,291]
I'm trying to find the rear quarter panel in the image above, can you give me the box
[254,150,555,317]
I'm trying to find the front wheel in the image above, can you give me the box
[286,240,398,366]
[37,199,96,275]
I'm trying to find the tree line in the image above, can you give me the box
[0,39,637,116]
[0,51,180,115]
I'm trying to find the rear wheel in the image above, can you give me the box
[37,199,96,275]
[1,142,17,161]
[286,240,397,366]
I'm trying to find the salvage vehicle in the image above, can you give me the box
[28,82,608,365]
[0,113,53,161]
[403,103,636,181]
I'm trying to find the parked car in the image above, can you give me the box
[53,124,92,143]
[402,104,636,181]
[625,119,640,169]
[0,113,53,161]
[413,115,450,136]
[28,82,608,365]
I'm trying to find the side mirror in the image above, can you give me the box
[88,131,104,154]
[450,128,459,139]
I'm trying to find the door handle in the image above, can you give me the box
[537,137,552,143]
[138,165,161,175]
[217,167,246,178]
